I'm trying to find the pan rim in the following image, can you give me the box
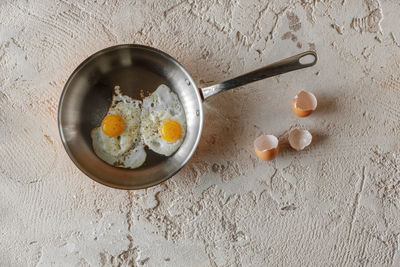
[58,44,204,190]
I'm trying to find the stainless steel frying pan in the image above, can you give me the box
[58,44,317,189]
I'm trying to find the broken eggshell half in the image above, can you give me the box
[288,128,312,151]
[292,90,317,117]
[254,134,279,161]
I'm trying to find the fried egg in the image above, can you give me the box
[140,84,186,156]
[91,86,146,169]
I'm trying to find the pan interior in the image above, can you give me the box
[59,45,203,189]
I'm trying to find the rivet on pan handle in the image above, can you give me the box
[199,51,317,101]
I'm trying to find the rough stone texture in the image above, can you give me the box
[1,0,400,266]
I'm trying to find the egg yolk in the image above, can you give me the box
[101,114,125,137]
[161,120,182,143]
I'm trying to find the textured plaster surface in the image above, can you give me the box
[2,0,400,266]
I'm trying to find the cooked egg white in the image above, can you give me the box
[91,86,146,169]
[140,84,186,156]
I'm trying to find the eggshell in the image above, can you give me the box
[292,90,317,117]
[254,134,279,161]
[288,128,312,151]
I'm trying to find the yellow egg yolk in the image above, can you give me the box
[160,120,182,143]
[101,114,125,137]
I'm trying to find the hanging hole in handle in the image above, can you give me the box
[299,53,317,66]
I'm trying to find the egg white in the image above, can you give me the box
[91,86,146,169]
[91,128,146,169]
[140,84,187,156]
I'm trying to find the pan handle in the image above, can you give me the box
[199,50,317,100]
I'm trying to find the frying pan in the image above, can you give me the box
[58,44,317,189]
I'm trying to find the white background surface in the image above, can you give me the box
[2,0,400,266]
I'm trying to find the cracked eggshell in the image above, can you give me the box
[288,128,312,151]
[254,134,279,161]
[292,90,317,117]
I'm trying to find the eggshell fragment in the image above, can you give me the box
[288,128,312,151]
[254,134,279,161]
[292,90,317,117]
